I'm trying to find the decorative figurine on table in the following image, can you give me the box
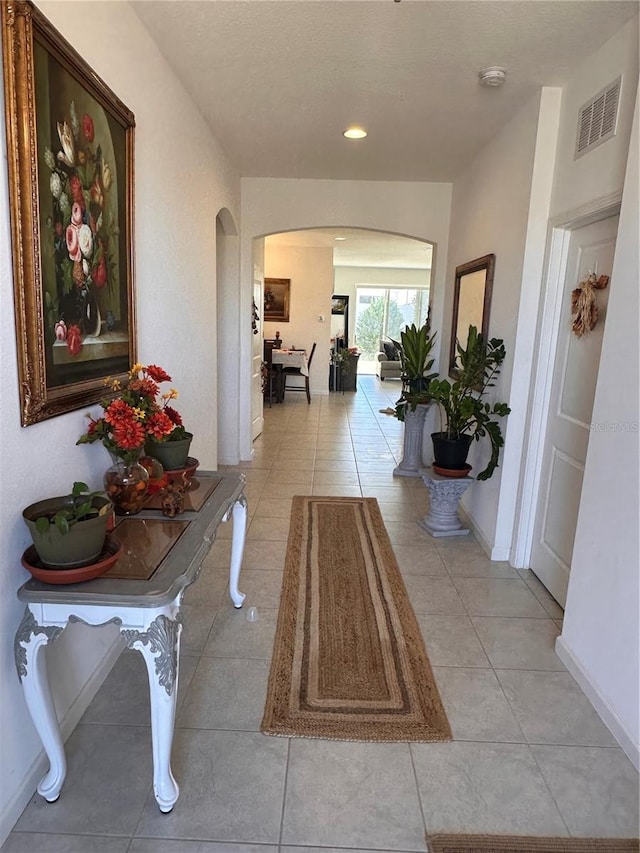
[160,476,191,518]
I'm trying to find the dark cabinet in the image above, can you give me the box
[331,294,349,348]
[329,353,360,392]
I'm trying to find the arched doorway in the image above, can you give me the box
[251,227,433,440]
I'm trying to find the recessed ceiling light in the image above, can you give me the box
[343,127,367,139]
[334,236,347,241]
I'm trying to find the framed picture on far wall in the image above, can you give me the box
[331,295,347,315]
[264,278,290,322]
[1,1,136,426]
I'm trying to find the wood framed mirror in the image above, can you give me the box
[449,254,495,377]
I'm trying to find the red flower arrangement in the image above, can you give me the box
[77,363,189,464]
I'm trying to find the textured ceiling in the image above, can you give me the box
[133,0,638,182]
[266,228,433,269]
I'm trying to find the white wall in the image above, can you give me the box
[444,92,544,552]
[217,213,241,463]
[434,15,639,765]
[551,18,639,219]
[510,73,635,574]
[557,89,639,767]
[446,18,638,563]
[547,16,639,765]
[264,244,335,394]
[0,1,240,839]
[516,19,638,764]
[238,179,453,461]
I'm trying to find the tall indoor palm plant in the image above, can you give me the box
[391,321,438,421]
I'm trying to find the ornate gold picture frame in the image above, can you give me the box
[1,1,136,425]
[264,277,290,323]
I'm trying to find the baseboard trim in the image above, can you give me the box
[457,506,510,561]
[0,634,125,846]
[555,635,640,771]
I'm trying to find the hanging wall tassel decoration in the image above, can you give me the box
[570,272,609,337]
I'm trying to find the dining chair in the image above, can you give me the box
[263,340,281,406]
[282,342,316,404]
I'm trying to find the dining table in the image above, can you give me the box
[270,349,308,402]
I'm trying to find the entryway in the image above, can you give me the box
[529,214,618,607]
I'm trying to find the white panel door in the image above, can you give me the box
[530,215,618,607]
[251,280,264,441]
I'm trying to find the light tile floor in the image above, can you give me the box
[4,377,638,852]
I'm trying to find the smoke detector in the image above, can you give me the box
[478,66,507,87]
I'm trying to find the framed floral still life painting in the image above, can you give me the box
[1,1,136,426]
[264,278,290,322]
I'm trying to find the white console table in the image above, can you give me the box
[14,471,247,813]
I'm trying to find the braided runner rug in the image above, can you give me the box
[427,836,640,853]
[261,496,451,742]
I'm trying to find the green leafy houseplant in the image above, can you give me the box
[428,325,511,480]
[391,322,438,421]
[23,482,112,568]
[330,347,359,374]
[33,481,109,535]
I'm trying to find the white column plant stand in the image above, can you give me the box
[419,467,474,537]
[393,404,430,477]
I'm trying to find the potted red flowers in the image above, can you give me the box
[77,363,191,513]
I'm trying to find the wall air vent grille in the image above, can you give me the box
[575,77,621,160]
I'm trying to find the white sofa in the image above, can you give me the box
[377,341,402,380]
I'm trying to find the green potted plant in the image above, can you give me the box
[23,482,112,568]
[428,325,511,480]
[389,321,438,477]
[391,321,438,421]
[330,346,360,392]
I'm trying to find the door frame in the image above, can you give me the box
[512,191,622,568]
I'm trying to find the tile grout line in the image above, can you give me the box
[277,738,292,850]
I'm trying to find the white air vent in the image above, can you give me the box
[575,77,621,159]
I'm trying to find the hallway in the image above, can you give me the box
[4,377,638,852]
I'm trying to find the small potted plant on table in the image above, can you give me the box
[23,482,112,568]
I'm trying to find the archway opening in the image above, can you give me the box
[263,225,433,371]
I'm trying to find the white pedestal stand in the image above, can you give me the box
[393,404,430,478]
[419,467,474,537]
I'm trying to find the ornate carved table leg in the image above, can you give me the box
[228,495,247,608]
[419,469,474,537]
[122,614,181,812]
[14,607,65,802]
